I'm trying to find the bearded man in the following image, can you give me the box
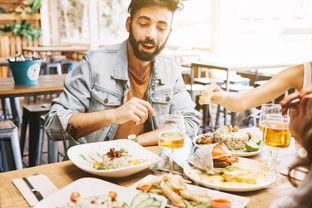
[45,0,200,148]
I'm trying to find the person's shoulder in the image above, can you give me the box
[85,43,122,56]
[157,53,177,62]
[155,54,182,81]
[156,53,180,69]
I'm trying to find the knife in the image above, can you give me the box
[22,177,44,201]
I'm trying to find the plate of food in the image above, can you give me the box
[67,139,160,178]
[193,126,263,157]
[131,174,249,208]
[35,177,167,208]
[184,144,276,192]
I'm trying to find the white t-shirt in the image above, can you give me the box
[303,62,312,89]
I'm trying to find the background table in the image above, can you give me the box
[0,74,66,167]
[23,46,89,54]
[0,74,65,98]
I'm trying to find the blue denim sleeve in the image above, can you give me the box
[44,55,92,141]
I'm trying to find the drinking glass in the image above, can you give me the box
[258,104,282,164]
[259,104,281,131]
[263,114,291,172]
[158,114,185,174]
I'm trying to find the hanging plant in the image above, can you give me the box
[30,0,41,13]
[0,21,41,40]
[0,7,5,13]
[14,0,41,15]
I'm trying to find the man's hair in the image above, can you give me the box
[128,0,183,17]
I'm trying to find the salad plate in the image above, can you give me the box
[193,127,263,157]
[67,139,160,178]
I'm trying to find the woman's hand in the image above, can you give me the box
[199,83,225,105]
[280,89,312,144]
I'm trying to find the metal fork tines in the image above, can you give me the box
[22,177,44,201]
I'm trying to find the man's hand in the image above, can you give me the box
[280,89,312,144]
[111,97,155,125]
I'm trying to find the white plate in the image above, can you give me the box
[184,157,276,192]
[230,147,262,157]
[35,177,167,208]
[67,139,160,178]
[130,175,249,208]
[193,127,263,157]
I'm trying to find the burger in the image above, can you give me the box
[189,144,238,172]
[212,144,238,168]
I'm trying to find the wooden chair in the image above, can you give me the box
[186,63,229,132]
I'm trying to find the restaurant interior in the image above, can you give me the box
[1,0,312,207]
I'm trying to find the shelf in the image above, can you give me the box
[0,13,40,21]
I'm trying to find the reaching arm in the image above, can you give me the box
[208,64,304,112]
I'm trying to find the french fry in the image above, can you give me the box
[136,175,164,192]
[180,190,211,204]
[160,181,185,207]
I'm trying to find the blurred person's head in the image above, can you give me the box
[288,114,312,187]
[126,0,182,61]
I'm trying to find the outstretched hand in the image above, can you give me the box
[199,83,224,105]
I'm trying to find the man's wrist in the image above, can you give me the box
[102,109,117,125]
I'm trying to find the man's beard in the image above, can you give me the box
[129,26,169,62]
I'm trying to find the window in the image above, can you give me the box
[216,0,312,63]
[168,0,214,49]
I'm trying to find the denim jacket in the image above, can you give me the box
[44,40,200,146]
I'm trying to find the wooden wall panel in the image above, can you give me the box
[0,1,40,77]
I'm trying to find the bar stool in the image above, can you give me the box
[0,120,22,170]
[46,63,62,75]
[20,103,51,166]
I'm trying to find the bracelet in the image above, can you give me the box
[128,134,139,142]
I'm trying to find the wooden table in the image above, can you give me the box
[22,46,89,54]
[0,58,9,67]
[183,61,289,86]
[22,46,87,74]
[0,74,66,167]
[0,146,300,208]
[0,74,65,98]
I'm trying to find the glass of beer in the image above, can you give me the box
[158,114,185,173]
[259,104,281,131]
[263,114,291,172]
